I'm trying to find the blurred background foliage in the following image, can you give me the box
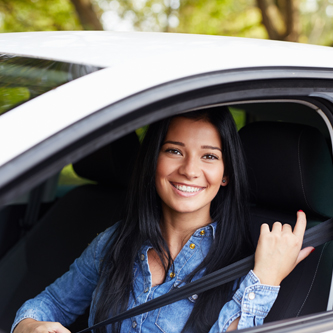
[0,0,332,45]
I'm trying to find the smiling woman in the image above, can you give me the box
[155,116,227,221]
[11,106,313,333]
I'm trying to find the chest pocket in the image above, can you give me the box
[155,296,196,333]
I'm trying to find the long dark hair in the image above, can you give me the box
[93,106,254,333]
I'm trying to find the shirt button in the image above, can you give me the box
[144,287,149,293]
[200,230,205,236]
[132,321,137,328]
[249,292,255,300]
[170,272,175,278]
[192,294,198,300]
[140,254,145,261]
[189,243,195,249]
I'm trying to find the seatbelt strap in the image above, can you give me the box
[77,217,333,333]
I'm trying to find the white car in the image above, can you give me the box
[0,31,333,333]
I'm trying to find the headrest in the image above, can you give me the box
[73,132,140,188]
[239,122,333,218]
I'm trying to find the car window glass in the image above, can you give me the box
[0,55,100,116]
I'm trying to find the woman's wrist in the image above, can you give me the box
[252,268,281,286]
[14,318,37,333]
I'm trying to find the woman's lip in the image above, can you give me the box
[170,182,204,188]
[170,182,205,197]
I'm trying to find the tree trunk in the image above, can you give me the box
[70,0,103,30]
[256,0,299,42]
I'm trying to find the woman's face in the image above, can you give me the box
[155,116,228,219]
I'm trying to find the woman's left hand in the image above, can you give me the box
[253,210,314,286]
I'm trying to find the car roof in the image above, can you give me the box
[1,31,333,69]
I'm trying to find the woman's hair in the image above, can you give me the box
[93,106,254,333]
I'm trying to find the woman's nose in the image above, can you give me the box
[179,156,200,179]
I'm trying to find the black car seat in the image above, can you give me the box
[239,121,333,322]
[0,132,140,333]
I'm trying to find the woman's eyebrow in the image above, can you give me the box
[163,140,185,146]
[201,145,222,152]
[162,141,222,152]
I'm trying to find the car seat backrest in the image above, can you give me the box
[239,121,333,322]
[73,132,138,188]
[240,121,333,218]
[0,132,140,333]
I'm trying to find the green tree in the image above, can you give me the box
[0,0,102,32]
[256,0,300,42]
[94,0,180,32]
[176,0,267,38]
[177,0,333,45]
[300,0,333,46]
[70,0,103,29]
[255,0,333,45]
[1,0,333,46]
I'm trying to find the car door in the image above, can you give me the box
[1,62,333,333]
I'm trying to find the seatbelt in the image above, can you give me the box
[77,217,333,333]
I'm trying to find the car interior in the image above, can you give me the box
[0,100,332,332]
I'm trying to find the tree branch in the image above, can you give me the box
[256,0,281,40]
[283,0,299,41]
[70,0,103,30]
[256,0,299,41]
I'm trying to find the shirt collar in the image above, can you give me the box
[192,221,217,239]
[141,221,217,252]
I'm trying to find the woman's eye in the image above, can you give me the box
[165,148,182,155]
[203,154,219,160]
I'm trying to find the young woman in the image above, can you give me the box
[12,107,313,333]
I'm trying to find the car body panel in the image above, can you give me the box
[1,31,333,70]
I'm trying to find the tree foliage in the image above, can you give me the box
[300,0,333,45]
[0,0,332,46]
[176,0,267,38]
[95,0,180,32]
[0,0,82,32]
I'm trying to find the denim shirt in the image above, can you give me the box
[12,222,279,333]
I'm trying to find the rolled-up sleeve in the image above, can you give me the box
[209,270,279,332]
[11,225,117,333]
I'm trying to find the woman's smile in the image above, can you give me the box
[155,116,228,218]
[170,182,205,196]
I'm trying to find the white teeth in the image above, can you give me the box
[174,184,201,193]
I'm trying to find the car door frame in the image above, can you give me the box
[2,67,333,333]
[1,67,333,209]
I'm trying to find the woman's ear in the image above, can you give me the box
[221,176,228,186]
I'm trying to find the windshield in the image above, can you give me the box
[0,55,100,116]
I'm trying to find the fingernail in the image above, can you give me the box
[298,210,304,212]
[311,248,315,253]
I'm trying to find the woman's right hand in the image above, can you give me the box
[14,318,70,333]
